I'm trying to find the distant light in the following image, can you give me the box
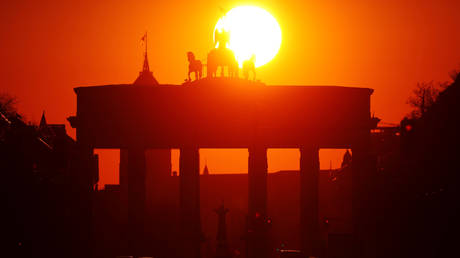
[215,6,282,68]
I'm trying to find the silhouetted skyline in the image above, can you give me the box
[1,2,460,258]
[2,0,459,179]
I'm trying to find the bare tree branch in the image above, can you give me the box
[407,81,440,118]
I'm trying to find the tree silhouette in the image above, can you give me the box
[448,68,459,82]
[407,81,441,118]
[0,93,17,116]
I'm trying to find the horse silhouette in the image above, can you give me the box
[242,55,256,81]
[187,51,202,81]
[207,29,239,78]
[207,48,238,78]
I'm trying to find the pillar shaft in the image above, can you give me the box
[352,136,377,258]
[300,146,320,257]
[145,149,172,257]
[247,147,268,258]
[127,147,147,255]
[179,147,201,258]
[69,145,95,258]
[248,147,268,216]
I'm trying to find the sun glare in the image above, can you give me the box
[214,6,282,68]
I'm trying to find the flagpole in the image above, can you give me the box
[145,32,148,58]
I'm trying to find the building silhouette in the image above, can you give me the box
[1,108,78,258]
[69,66,376,258]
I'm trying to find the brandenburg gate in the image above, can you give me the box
[69,78,375,258]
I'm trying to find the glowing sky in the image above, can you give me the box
[1,0,459,185]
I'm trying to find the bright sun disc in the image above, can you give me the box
[214,6,282,68]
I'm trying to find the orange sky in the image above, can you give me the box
[2,0,459,185]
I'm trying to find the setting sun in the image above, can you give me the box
[214,6,282,68]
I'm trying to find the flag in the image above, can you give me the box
[141,33,147,42]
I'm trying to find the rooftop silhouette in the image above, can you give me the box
[133,32,159,86]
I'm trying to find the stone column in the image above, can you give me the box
[247,147,268,258]
[352,134,377,258]
[118,149,130,254]
[145,149,172,257]
[69,145,96,258]
[300,146,320,257]
[145,149,172,217]
[119,149,129,200]
[179,147,201,258]
[127,147,147,256]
